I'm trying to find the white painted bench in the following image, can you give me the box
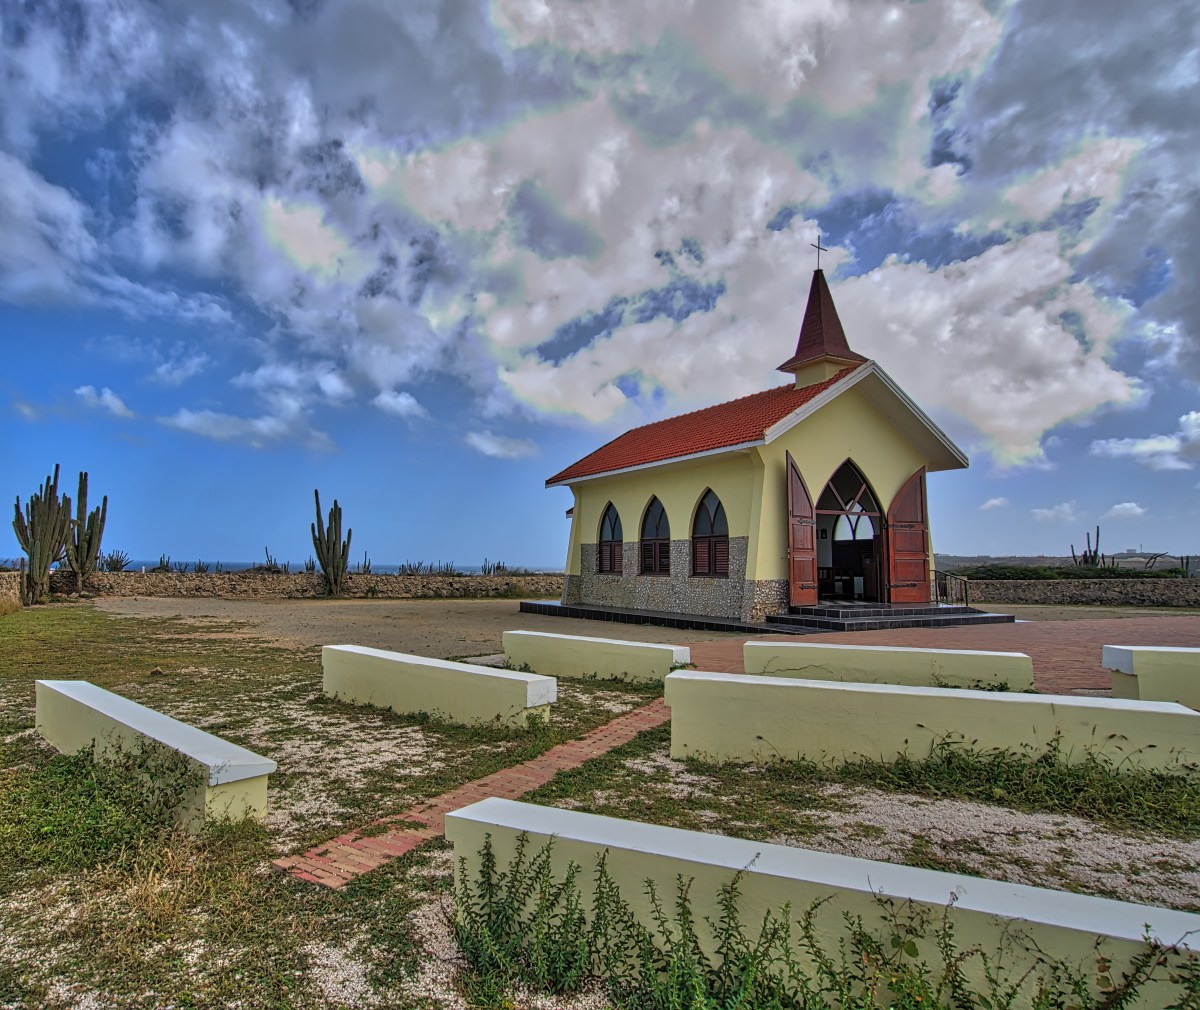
[446,798,1198,1007]
[322,644,556,727]
[664,670,1200,774]
[503,630,689,683]
[1104,646,1200,711]
[35,680,276,830]
[744,641,1033,691]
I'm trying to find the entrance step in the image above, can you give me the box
[766,604,1015,633]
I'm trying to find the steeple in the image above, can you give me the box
[777,269,867,386]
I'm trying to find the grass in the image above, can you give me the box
[0,602,661,1008]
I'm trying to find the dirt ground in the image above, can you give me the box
[92,596,742,656]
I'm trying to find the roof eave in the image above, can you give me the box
[545,439,765,488]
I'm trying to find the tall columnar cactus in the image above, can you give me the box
[64,471,107,594]
[311,489,351,597]
[13,465,72,605]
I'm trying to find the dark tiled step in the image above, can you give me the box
[765,611,1016,632]
[790,605,980,619]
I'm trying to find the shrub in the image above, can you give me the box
[954,564,1183,581]
[454,835,1200,1009]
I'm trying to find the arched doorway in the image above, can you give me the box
[816,461,882,601]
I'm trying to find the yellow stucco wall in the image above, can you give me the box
[503,630,689,682]
[559,384,932,585]
[751,386,930,581]
[665,671,1200,775]
[743,642,1034,690]
[34,681,273,830]
[1104,646,1200,711]
[322,644,557,727]
[446,799,1198,1008]
[565,452,759,576]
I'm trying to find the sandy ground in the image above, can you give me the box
[93,596,742,655]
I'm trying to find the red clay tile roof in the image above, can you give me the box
[546,367,858,485]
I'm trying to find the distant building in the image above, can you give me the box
[545,269,969,622]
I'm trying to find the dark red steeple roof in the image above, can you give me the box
[776,269,867,374]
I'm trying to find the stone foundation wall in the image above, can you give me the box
[0,571,19,605]
[44,569,565,601]
[969,578,1200,607]
[566,538,790,622]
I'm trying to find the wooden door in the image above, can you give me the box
[886,467,931,604]
[786,452,818,606]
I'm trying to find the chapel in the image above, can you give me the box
[543,268,969,624]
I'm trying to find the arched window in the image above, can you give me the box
[692,489,729,577]
[639,497,670,575]
[598,503,623,574]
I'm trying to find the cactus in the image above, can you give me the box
[13,465,72,605]
[63,471,107,594]
[311,489,351,597]
[1071,526,1103,567]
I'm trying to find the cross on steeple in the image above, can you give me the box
[811,233,829,270]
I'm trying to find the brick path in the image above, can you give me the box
[687,615,1200,694]
[274,699,669,888]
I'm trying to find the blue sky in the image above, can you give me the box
[3,0,1199,567]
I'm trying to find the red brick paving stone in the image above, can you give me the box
[275,695,673,888]
[685,616,1200,695]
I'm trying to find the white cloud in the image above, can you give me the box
[464,430,538,459]
[1103,502,1147,520]
[1089,412,1200,470]
[74,385,134,418]
[151,351,210,386]
[372,390,428,420]
[1031,501,1080,522]
[979,497,1009,510]
[159,408,332,451]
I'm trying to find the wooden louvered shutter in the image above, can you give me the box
[598,541,611,573]
[613,543,623,574]
[641,541,655,574]
[693,538,710,575]
[657,540,670,574]
[713,537,729,577]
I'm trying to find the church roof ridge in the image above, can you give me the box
[777,269,867,374]
[546,366,859,486]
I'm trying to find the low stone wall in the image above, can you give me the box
[969,578,1200,607]
[46,569,565,601]
[0,571,19,604]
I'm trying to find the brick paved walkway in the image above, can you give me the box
[274,698,669,888]
[687,615,1200,694]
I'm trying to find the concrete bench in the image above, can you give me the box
[503,630,689,683]
[1104,646,1200,711]
[744,641,1033,691]
[446,798,1198,1007]
[35,680,276,830]
[322,644,556,727]
[664,670,1200,774]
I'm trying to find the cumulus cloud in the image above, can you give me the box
[1090,412,1200,470]
[1103,502,1147,520]
[1031,501,1080,522]
[464,430,538,459]
[159,407,331,451]
[372,390,428,420]
[979,497,1009,510]
[1,0,1192,456]
[74,385,134,418]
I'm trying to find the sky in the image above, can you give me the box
[3,0,1199,568]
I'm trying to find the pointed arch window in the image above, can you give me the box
[598,503,623,574]
[639,498,671,575]
[692,489,729,577]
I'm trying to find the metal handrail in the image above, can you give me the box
[930,569,970,606]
